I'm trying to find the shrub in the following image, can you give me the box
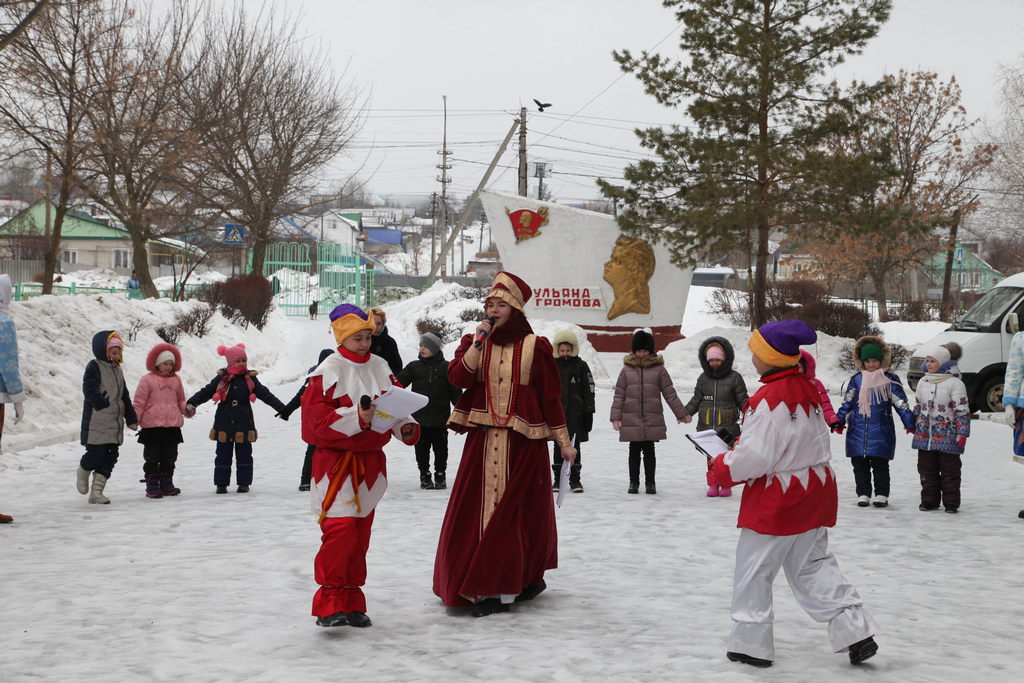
[458,307,487,323]
[706,288,749,325]
[155,324,180,346]
[176,303,214,338]
[891,300,937,322]
[124,317,148,341]
[197,274,273,330]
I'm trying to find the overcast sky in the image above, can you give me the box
[275,0,1024,204]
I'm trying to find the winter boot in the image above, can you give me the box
[551,464,562,492]
[89,474,110,504]
[345,611,372,627]
[160,473,181,496]
[77,467,91,495]
[848,636,878,664]
[627,482,639,494]
[0,512,13,524]
[872,495,888,508]
[237,485,249,493]
[857,496,870,507]
[718,486,732,497]
[298,483,311,492]
[727,651,772,668]
[434,472,447,490]
[145,474,163,499]
[216,485,228,494]
[470,598,510,618]
[316,611,348,628]
[420,472,434,490]
[569,464,583,493]
[706,470,718,496]
[645,483,657,495]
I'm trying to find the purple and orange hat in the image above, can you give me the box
[330,304,376,344]
[748,319,816,368]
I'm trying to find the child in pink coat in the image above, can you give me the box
[799,350,843,433]
[133,343,189,498]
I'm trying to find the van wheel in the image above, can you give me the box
[978,376,1004,413]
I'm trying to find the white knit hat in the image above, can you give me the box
[927,346,951,366]
[156,349,176,367]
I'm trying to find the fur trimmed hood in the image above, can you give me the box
[698,336,735,379]
[853,335,891,371]
[624,353,664,368]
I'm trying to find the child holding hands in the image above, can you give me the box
[133,343,189,498]
[911,343,970,513]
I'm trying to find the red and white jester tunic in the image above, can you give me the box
[300,346,419,617]
[713,366,837,535]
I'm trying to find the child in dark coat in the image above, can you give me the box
[76,331,139,504]
[397,331,462,490]
[684,336,748,497]
[279,348,334,491]
[187,343,287,493]
[552,329,595,493]
[836,336,915,508]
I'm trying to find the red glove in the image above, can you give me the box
[906,429,915,434]
[829,421,844,434]
[956,435,967,450]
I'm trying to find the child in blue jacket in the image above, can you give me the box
[836,335,915,508]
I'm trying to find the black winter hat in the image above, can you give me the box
[631,329,655,354]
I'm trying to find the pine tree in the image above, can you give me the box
[600,0,891,328]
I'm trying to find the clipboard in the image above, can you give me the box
[685,429,731,459]
[556,460,571,507]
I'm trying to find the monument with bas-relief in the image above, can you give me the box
[479,190,691,352]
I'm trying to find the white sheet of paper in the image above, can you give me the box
[368,386,429,433]
[556,459,571,507]
[686,429,732,458]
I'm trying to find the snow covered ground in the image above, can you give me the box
[2,286,1023,682]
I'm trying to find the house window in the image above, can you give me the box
[330,221,337,230]
[61,249,77,264]
[974,272,980,286]
[113,249,130,268]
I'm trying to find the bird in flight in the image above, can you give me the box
[533,99,552,112]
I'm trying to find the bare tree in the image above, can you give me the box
[188,3,365,276]
[76,0,202,298]
[0,0,51,52]
[0,0,113,294]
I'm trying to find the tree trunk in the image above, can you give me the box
[248,234,267,276]
[939,214,960,321]
[127,228,157,298]
[872,271,889,322]
[42,185,72,294]
[752,222,770,328]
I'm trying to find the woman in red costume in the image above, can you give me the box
[433,271,576,617]
[301,304,419,629]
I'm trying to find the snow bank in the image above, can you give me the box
[2,293,297,456]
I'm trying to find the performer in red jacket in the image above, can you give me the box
[712,319,878,668]
[301,304,419,628]
[433,271,576,617]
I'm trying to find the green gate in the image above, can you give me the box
[259,241,375,316]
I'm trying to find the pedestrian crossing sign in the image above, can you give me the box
[224,225,245,244]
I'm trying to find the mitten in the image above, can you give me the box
[1006,405,1017,423]
[185,404,196,417]
[829,421,844,434]
[13,402,25,424]
[276,410,290,421]
[956,435,967,450]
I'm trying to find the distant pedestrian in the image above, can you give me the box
[551,329,595,493]
[368,307,403,376]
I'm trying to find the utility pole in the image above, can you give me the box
[533,162,548,201]
[426,115,520,287]
[429,191,438,271]
[518,106,528,197]
[435,95,453,278]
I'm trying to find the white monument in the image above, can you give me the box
[479,190,691,351]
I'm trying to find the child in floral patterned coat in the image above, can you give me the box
[912,342,970,513]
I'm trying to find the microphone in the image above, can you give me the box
[360,395,371,410]
[474,317,498,349]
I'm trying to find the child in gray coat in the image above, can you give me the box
[684,337,748,497]
[610,329,689,494]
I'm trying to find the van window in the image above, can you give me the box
[957,287,1024,330]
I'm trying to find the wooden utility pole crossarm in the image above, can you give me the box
[425,115,520,287]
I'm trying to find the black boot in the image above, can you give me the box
[848,636,878,664]
[515,579,546,602]
[160,472,180,496]
[727,651,772,668]
[552,464,562,492]
[145,474,163,499]
[420,472,434,490]
[315,611,348,627]
[470,598,510,617]
[345,611,372,627]
[569,464,583,493]
[216,485,228,494]
[237,484,249,493]
[646,483,657,495]
[627,483,639,494]
[434,472,446,490]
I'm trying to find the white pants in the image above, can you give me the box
[729,527,877,661]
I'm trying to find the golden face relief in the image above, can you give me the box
[603,236,655,320]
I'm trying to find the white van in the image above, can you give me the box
[906,272,1024,412]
